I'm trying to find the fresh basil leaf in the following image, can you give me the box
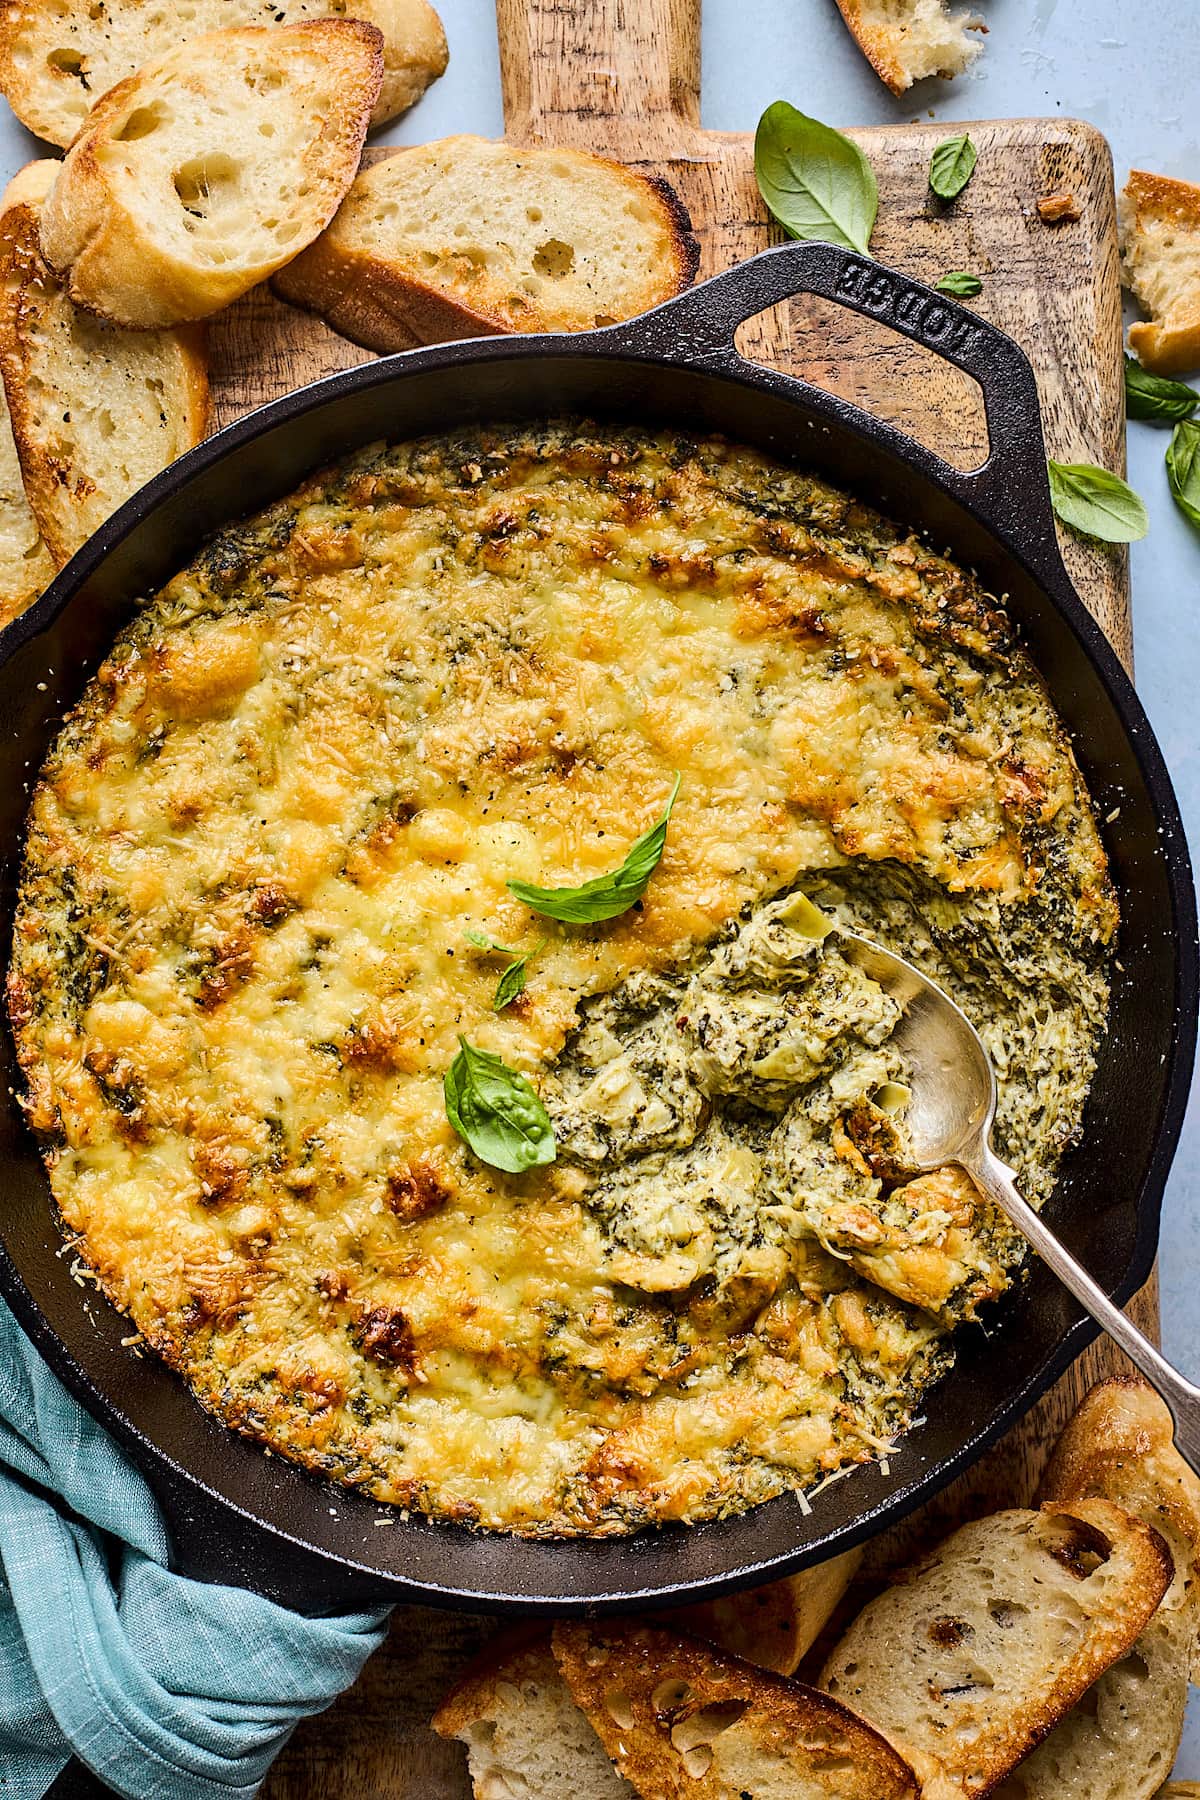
[1047,460,1149,543]
[508,773,681,925]
[443,1036,555,1173]
[464,926,518,956]
[464,927,544,1009]
[929,134,977,201]
[1124,356,1198,424]
[1167,420,1200,531]
[753,101,878,254]
[935,271,982,297]
[492,957,529,1011]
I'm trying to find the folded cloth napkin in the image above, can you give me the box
[0,1296,390,1800]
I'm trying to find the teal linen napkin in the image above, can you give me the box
[0,1296,390,1799]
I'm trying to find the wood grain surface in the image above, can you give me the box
[253,2,1146,1793]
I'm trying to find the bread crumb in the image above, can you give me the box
[1038,192,1081,225]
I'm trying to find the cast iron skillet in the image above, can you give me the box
[0,240,1195,1614]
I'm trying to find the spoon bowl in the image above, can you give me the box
[839,930,997,1171]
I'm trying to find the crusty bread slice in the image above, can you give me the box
[985,1612,1187,1800]
[833,0,985,94]
[271,134,700,352]
[0,372,54,631]
[0,158,56,629]
[431,1557,866,1798]
[1158,1787,1200,1796]
[1040,1379,1200,1675]
[819,1500,1173,1799]
[986,1378,1198,1800]
[671,1549,862,1676]
[432,1633,635,1800]
[0,0,445,146]
[554,1619,919,1800]
[1,154,55,213]
[0,188,208,567]
[1119,171,1200,375]
[38,20,383,328]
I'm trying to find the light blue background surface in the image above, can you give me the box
[0,0,1198,1773]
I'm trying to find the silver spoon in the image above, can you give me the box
[838,927,1200,1476]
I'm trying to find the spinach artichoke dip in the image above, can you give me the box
[7,423,1116,1536]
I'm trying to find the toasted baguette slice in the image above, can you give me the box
[272,135,699,352]
[1119,171,1200,375]
[985,1611,1187,1800]
[0,158,56,628]
[0,190,208,566]
[833,0,985,94]
[1,154,55,213]
[989,1380,1200,1800]
[671,1549,862,1676]
[1040,1379,1200,1674]
[0,372,54,630]
[1158,1787,1200,1797]
[432,1633,635,1800]
[0,0,444,146]
[38,20,383,328]
[820,1500,1173,1800]
[554,1619,919,1800]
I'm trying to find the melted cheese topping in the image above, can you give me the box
[8,425,1116,1534]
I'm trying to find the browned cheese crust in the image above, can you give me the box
[7,424,1116,1534]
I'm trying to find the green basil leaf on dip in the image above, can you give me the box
[1047,460,1149,543]
[929,134,977,201]
[508,773,681,925]
[464,926,518,955]
[754,101,878,253]
[935,271,983,297]
[444,1037,556,1173]
[464,927,540,1009]
[1167,420,1200,531]
[492,956,530,1011]
[1124,355,1199,424]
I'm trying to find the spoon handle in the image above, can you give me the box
[964,1144,1200,1477]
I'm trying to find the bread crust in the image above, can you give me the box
[38,20,383,328]
[554,1618,920,1799]
[0,156,56,214]
[365,0,447,126]
[832,0,983,94]
[1126,315,1200,379]
[1122,170,1200,233]
[0,0,442,144]
[0,371,53,629]
[434,1629,635,1799]
[669,1550,862,1676]
[833,0,911,93]
[272,138,700,352]
[431,1629,555,1741]
[0,197,208,564]
[0,160,57,628]
[1120,170,1200,375]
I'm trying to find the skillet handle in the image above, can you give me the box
[613,240,1067,589]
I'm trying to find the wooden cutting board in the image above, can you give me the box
[246,3,1149,1793]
